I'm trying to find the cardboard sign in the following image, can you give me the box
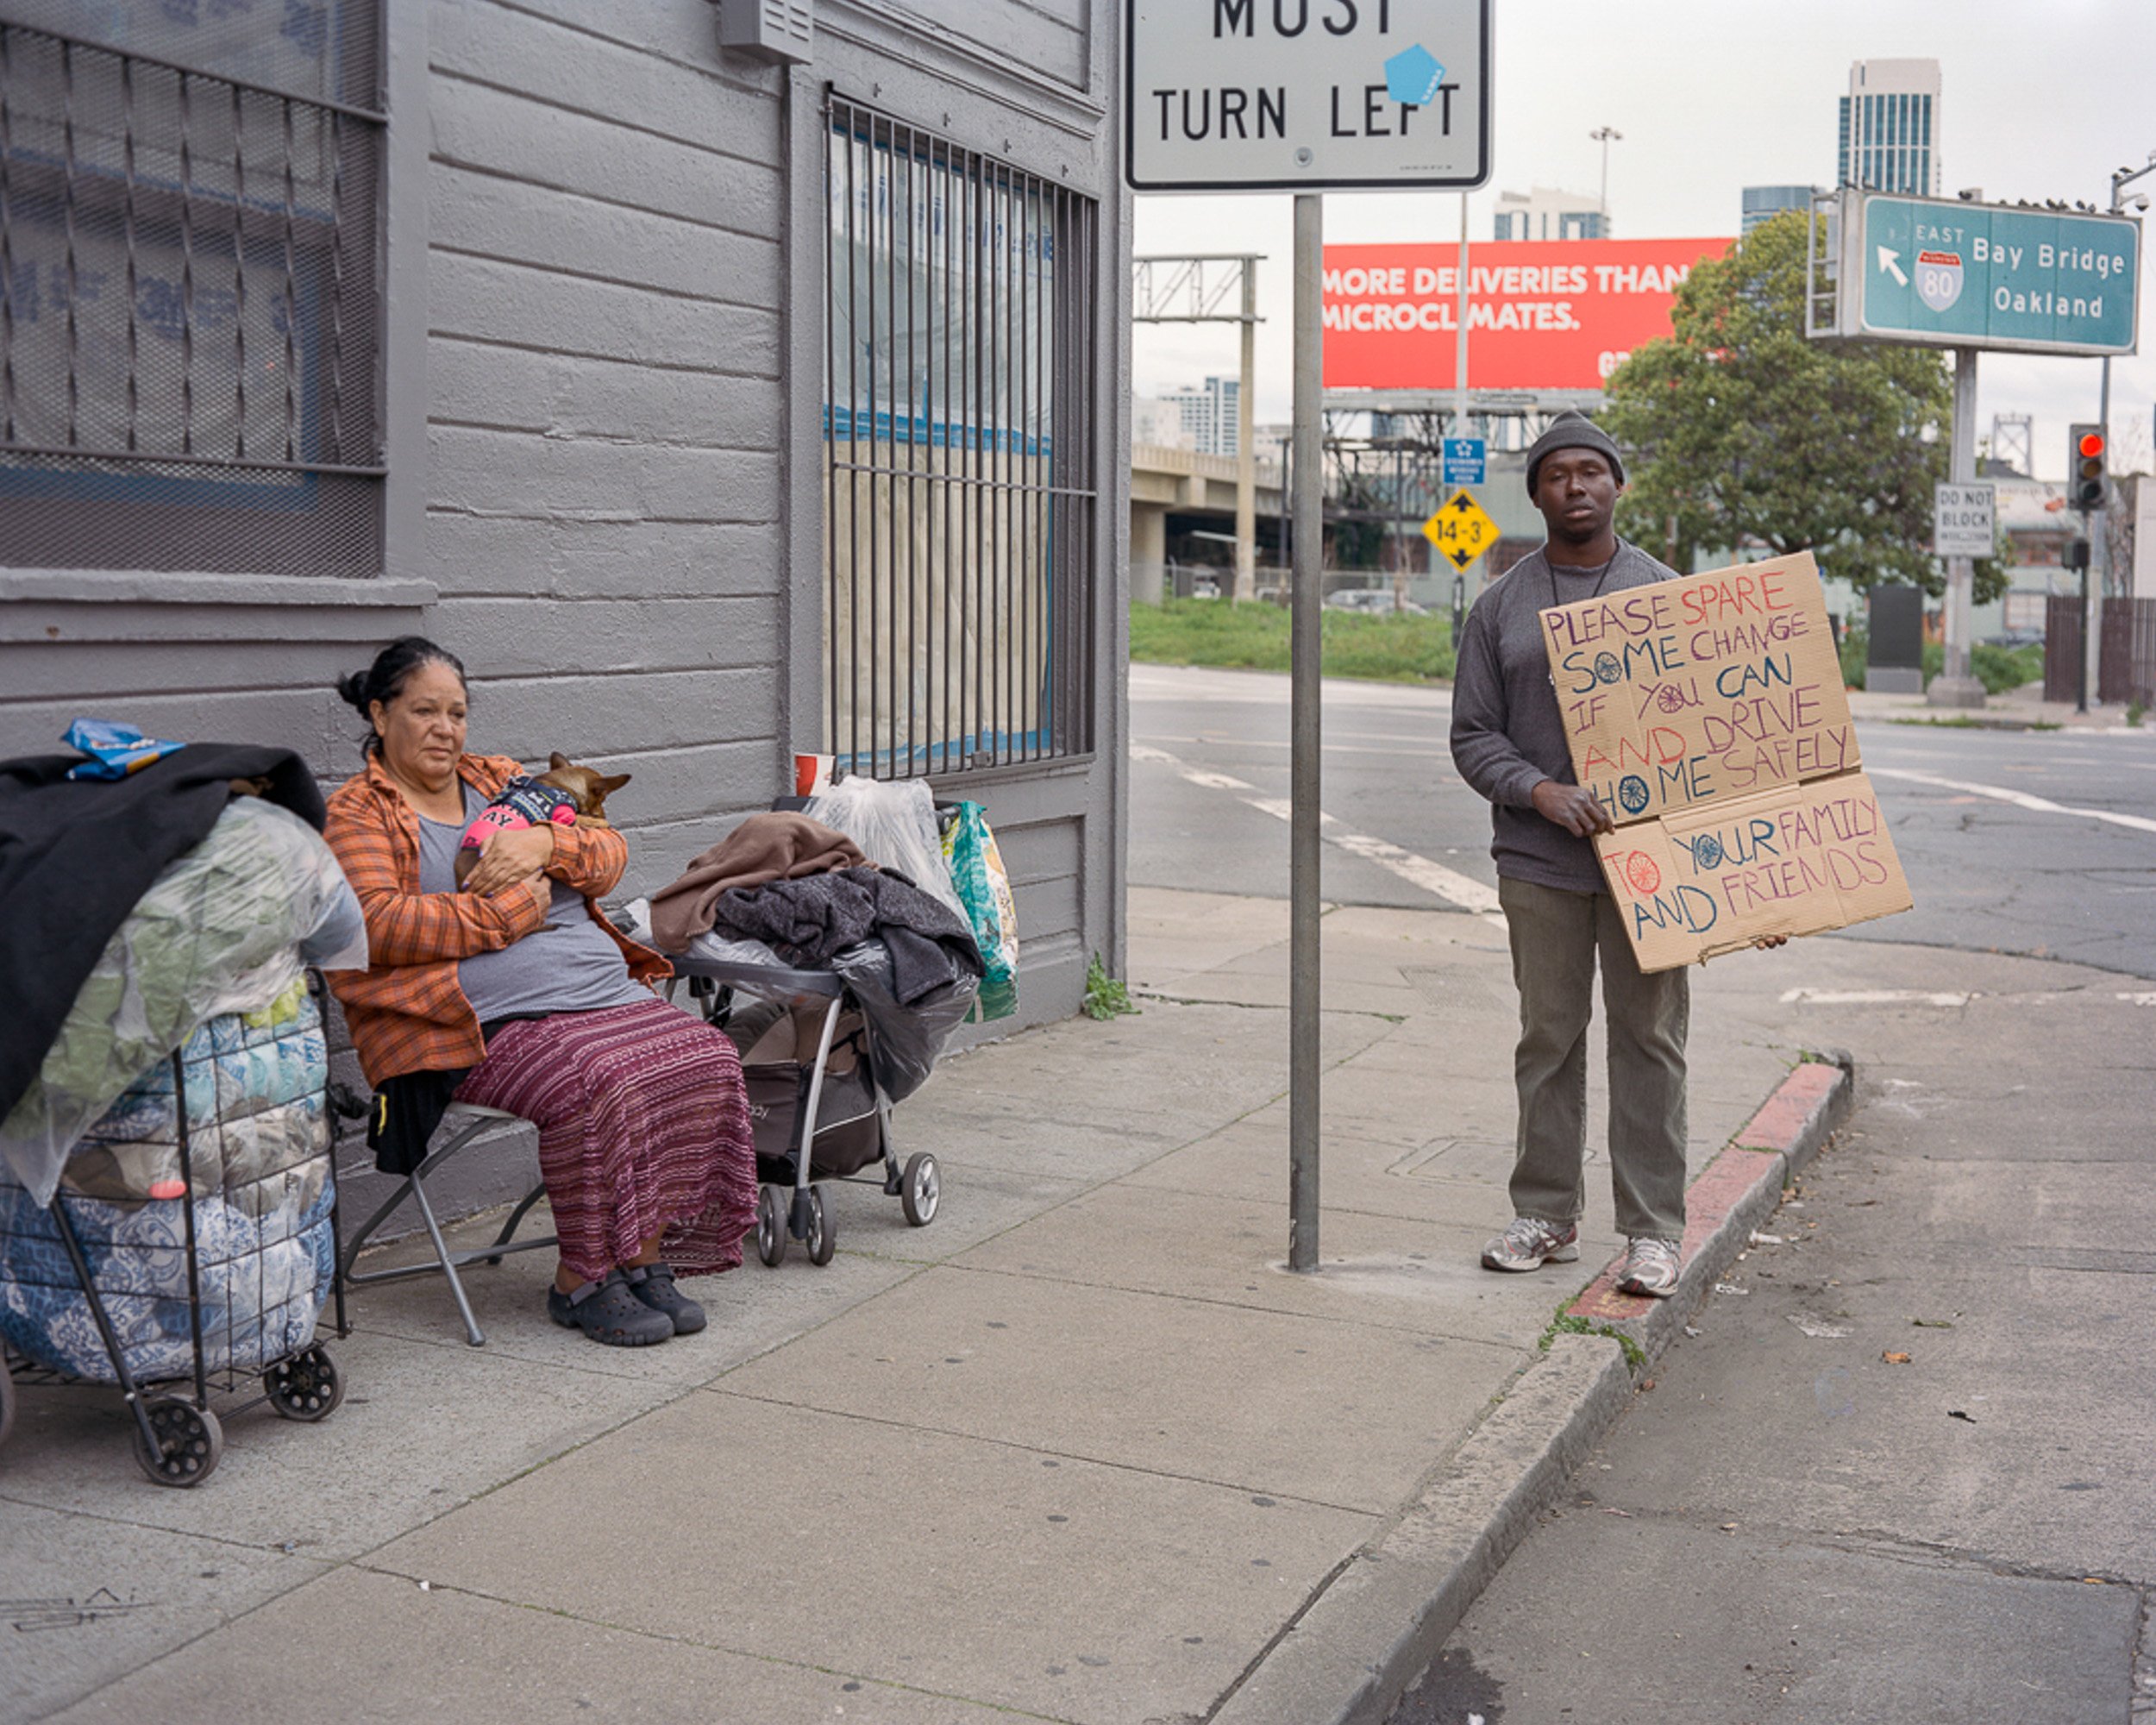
[1541,551,1913,969]
[1539,552,1855,824]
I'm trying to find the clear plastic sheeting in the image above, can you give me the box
[0,799,366,1208]
[802,778,967,924]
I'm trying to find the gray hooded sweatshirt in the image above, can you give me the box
[1449,539,1680,894]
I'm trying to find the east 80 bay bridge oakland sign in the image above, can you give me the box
[1811,188,2140,359]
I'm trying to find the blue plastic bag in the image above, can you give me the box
[63,718,185,781]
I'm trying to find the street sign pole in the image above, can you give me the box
[1929,348,1985,708]
[2091,295,2115,709]
[1125,0,1493,1276]
[1238,263,1258,602]
[1288,191,1324,1273]
[1454,191,1471,598]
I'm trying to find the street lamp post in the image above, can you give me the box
[1590,125,1622,227]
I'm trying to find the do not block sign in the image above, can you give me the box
[1539,550,1914,969]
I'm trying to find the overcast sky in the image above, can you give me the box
[1131,0,2156,480]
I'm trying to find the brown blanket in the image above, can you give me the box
[647,812,867,952]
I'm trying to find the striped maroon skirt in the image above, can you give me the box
[454,997,756,1283]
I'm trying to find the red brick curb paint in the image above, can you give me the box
[1734,1058,1842,1153]
[1568,1146,1778,1322]
[1564,1057,1852,1328]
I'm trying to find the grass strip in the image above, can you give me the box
[1130,599,1456,684]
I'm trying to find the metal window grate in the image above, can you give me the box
[0,12,384,576]
[823,94,1099,780]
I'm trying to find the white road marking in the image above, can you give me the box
[1129,662,1453,712]
[1130,741,1502,920]
[1868,767,2156,835]
[2121,993,2156,1007]
[1328,831,1504,914]
[1779,988,1974,1007]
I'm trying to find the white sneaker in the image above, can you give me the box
[1481,1215,1581,1273]
[1616,1237,1682,1298]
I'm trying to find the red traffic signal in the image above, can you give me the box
[2068,423,2108,511]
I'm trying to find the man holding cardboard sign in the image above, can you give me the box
[1450,411,1782,1299]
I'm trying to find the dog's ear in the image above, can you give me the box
[598,771,631,796]
[548,750,572,771]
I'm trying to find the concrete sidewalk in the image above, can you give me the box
[6,888,1853,1725]
[1846,679,2144,731]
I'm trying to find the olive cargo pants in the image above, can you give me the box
[1498,875,1690,1242]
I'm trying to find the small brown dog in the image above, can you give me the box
[454,752,630,887]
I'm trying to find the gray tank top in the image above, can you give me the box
[415,787,649,1026]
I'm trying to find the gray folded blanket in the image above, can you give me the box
[715,866,981,1003]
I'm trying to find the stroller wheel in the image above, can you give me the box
[755,1186,787,1267]
[805,1187,837,1266]
[133,1396,222,1488]
[900,1153,940,1227]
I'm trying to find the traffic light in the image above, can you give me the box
[2068,423,2107,511]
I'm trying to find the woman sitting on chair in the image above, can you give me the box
[324,637,755,1348]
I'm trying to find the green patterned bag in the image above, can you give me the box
[941,801,1018,1022]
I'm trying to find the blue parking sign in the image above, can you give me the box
[1442,437,1486,486]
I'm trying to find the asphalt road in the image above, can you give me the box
[1128,662,2156,980]
[1125,661,2156,1722]
[1387,942,2156,1725]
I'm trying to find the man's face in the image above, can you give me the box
[1533,448,1620,545]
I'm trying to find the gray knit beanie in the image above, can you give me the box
[1525,410,1625,498]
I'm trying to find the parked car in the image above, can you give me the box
[1325,588,1427,616]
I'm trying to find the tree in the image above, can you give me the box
[1602,211,2006,602]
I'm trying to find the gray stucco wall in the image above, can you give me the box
[3,0,1130,1228]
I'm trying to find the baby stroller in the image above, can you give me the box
[630,780,995,1268]
[668,950,943,1267]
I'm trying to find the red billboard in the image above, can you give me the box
[1321,238,1735,392]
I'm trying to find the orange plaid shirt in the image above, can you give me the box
[323,751,670,1086]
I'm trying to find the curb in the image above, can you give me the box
[1212,1055,1856,1725]
[1213,1333,1633,1725]
[1564,1052,1854,1364]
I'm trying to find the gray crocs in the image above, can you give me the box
[547,1269,674,1346]
[624,1264,706,1335]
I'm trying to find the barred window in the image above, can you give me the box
[0,3,385,576]
[824,96,1100,779]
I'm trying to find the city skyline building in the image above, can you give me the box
[1492,185,1608,242]
[1837,58,1941,196]
[1156,375,1241,457]
[1741,184,1816,233]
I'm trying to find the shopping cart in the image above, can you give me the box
[0,977,348,1487]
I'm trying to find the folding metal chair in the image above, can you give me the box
[339,1102,555,1347]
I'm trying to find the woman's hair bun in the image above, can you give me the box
[337,637,467,757]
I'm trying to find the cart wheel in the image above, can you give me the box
[133,1397,222,1488]
[264,1346,343,1422]
[900,1153,941,1227]
[805,1187,836,1266]
[755,1185,787,1267]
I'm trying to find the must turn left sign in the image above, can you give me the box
[1423,489,1501,571]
